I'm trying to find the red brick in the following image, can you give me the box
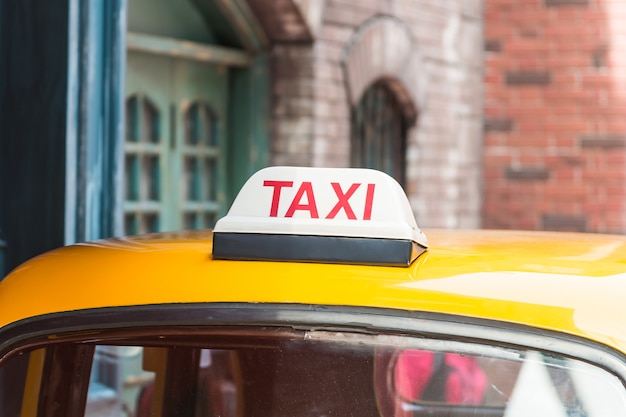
[507,10,554,25]
[485,55,516,71]
[505,39,553,54]
[543,23,593,39]
[544,184,589,198]
[511,88,546,100]
[516,119,547,132]
[550,72,582,85]
[513,57,551,70]
[485,23,516,39]
[545,54,592,68]
[581,73,614,88]
[553,7,587,21]
[606,151,626,164]
[518,154,547,165]
[582,167,626,181]
[504,133,550,147]
[549,105,581,116]
[484,72,504,85]
[543,89,595,104]
[507,104,552,117]
[551,167,579,181]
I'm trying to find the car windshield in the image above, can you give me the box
[0,328,624,417]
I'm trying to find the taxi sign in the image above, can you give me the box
[212,166,427,266]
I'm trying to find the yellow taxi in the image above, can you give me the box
[1,166,626,416]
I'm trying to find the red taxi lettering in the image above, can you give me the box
[285,182,319,218]
[263,180,294,217]
[363,183,375,220]
[263,180,376,220]
[326,183,360,220]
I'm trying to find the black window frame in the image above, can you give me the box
[351,80,408,187]
[2,304,626,417]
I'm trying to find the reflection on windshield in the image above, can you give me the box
[0,330,624,417]
[390,348,626,417]
[394,350,488,405]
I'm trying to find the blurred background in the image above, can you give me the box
[0,0,621,276]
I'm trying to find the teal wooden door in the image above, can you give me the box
[125,52,228,234]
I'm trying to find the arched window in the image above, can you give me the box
[351,81,408,186]
[182,101,220,230]
[123,94,223,235]
[124,94,163,235]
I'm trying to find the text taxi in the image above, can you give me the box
[1,166,626,416]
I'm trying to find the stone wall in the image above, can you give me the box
[270,0,485,229]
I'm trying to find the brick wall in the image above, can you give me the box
[484,0,626,232]
[270,0,485,229]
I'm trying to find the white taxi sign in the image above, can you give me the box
[212,167,428,266]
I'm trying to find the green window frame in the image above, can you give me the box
[182,102,221,230]
[124,94,163,235]
[124,96,223,235]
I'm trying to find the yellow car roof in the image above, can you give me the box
[2,228,626,353]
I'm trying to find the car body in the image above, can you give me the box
[1,167,626,416]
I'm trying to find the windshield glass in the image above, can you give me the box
[0,330,624,417]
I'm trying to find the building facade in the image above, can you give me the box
[0,0,485,277]
[2,0,626,277]
[0,0,273,275]
[271,0,484,231]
